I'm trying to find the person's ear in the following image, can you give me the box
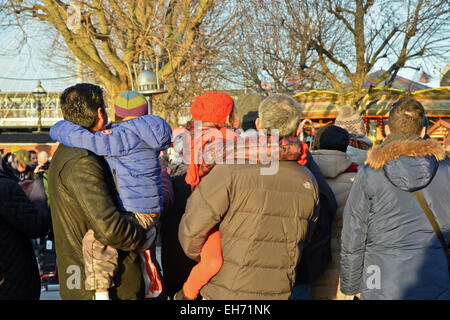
[255,118,262,130]
[420,126,426,138]
[226,108,240,129]
[295,121,302,137]
[225,114,231,127]
[384,124,390,136]
[98,107,108,127]
[99,107,108,123]
[90,107,108,132]
[232,112,240,129]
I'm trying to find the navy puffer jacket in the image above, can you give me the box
[340,138,450,300]
[50,115,172,214]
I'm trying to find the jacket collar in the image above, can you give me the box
[311,149,353,179]
[366,137,445,169]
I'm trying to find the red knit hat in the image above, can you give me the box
[190,92,234,124]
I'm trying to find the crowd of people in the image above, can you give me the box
[0,147,52,299]
[0,82,449,301]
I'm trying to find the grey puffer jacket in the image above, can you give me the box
[311,149,357,299]
[340,137,450,300]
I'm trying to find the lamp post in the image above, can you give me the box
[128,53,167,115]
[32,80,46,132]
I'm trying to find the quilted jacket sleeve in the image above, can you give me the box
[50,120,141,156]
[66,155,146,251]
[178,165,231,261]
[125,115,173,152]
[0,176,51,239]
[340,167,371,295]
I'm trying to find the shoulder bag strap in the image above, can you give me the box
[413,190,450,262]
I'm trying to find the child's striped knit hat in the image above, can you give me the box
[114,91,148,119]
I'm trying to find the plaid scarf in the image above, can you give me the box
[184,121,309,189]
[184,121,238,187]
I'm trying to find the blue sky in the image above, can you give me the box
[0,22,78,93]
[0,17,446,94]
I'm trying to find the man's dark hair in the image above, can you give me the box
[388,96,425,135]
[28,150,36,159]
[60,83,105,129]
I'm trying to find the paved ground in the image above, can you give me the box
[40,246,162,300]
[40,288,61,300]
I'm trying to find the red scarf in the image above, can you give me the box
[345,162,358,173]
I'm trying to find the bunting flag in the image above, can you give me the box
[419,71,431,83]
[287,76,304,86]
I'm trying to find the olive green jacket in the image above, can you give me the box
[179,162,319,300]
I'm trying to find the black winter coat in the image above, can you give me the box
[295,151,338,284]
[160,172,197,299]
[48,145,147,300]
[0,165,51,300]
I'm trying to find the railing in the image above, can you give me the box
[0,107,63,119]
[0,105,112,128]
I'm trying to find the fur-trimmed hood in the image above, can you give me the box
[366,138,445,169]
[366,138,446,192]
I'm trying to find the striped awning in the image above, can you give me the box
[294,87,450,118]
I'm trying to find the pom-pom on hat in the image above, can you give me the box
[334,105,366,139]
[115,91,148,119]
[190,92,234,124]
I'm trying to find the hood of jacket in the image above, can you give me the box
[0,159,19,182]
[366,138,445,192]
[311,149,353,179]
[346,146,367,167]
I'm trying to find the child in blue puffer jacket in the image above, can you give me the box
[50,91,172,300]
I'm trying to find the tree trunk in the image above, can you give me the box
[102,77,130,121]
